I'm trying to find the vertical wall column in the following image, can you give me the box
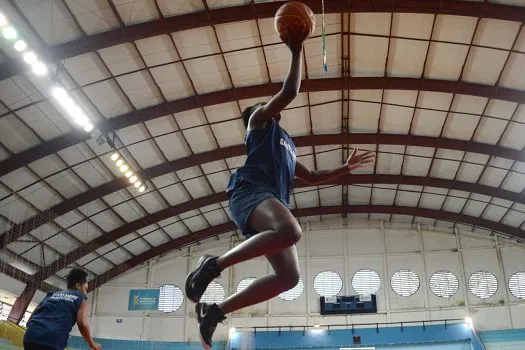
[8,283,37,324]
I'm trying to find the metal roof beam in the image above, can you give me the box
[90,204,525,290]
[1,0,525,79]
[3,130,525,247]
[2,77,525,177]
[26,174,525,286]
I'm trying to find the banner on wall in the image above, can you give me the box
[128,289,160,311]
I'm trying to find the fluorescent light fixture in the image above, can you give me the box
[69,106,89,126]
[0,13,7,27]
[23,51,37,64]
[51,87,68,100]
[110,153,119,161]
[115,159,124,167]
[84,123,94,133]
[125,171,133,178]
[129,175,138,183]
[2,27,16,40]
[14,40,27,52]
[134,181,141,188]
[32,62,47,76]
[138,186,145,193]
[119,164,129,173]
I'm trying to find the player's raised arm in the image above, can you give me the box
[296,148,376,185]
[248,26,307,130]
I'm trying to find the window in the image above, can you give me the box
[391,269,420,297]
[0,302,12,321]
[237,277,257,293]
[200,281,226,304]
[158,284,184,312]
[508,272,525,299]
[19,311,31,327]
[352,269,381,295]
[314,271,343,297]
[279,277,304,301]
[468,271,498,299]
[429,271,459,298]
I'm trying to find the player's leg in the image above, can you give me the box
[196,246,299,347]
[219,245,299,314]
[218,198,301,269]
[186,197,301,303]
[190,198,302,348]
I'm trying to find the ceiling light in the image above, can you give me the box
[313,324,320,328]
[138,186,145,193]
[2,27,16,40]
[134,181,141,188]
[119,164,129,173]
[465,317,473,329]
[14,40,27,52]
[129,175,138,183]
[110,153,119,161]
[229,327,236,338]
[69,106,89,126]
[84,123,94,133]
[31,62,47,76]
[115,159,124,167]
[125,171,133,178]
[23,51,37,64]
[51,87,67,100]
[0,13,7,27]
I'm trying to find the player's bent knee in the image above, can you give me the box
[279,269,300,291]
[277,221,302,245]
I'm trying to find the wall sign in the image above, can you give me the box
[128,289,160,311]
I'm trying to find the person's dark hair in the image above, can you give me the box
[242,102,265,128]
[67,268,88,289]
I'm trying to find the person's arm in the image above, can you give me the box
[248,26,307,130]
[76,300,100,350]
[295,149,376,185]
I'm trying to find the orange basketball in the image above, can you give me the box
[274,1,316,43]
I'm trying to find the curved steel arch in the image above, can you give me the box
[90,204,525,290]
[1,0,525,79]
[29,174,525,286]
[2,77,525,178]
[3,132,525,248]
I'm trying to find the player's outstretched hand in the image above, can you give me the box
[346,148,376,172]
[285,24,308,53]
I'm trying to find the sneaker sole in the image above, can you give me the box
[196,304,211,349]
[198,328,212,350]
[185,256,211,303]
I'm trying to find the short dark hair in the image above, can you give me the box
[242,102,265,128]
[67,268,88,289]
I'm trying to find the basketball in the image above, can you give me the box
[274,1,316,43]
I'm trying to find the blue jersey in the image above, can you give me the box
[24,290,86,350]
[227,119,296,206]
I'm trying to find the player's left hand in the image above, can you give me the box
[346,148,376,171]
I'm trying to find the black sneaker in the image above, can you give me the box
[185,255,221,303]
[196,303,225,349]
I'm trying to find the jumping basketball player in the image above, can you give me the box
[185,25,375,348]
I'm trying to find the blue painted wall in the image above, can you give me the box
[228,323,472,349]
[478,328,525,350]
[67,323,494,350]
[68,336,226,350]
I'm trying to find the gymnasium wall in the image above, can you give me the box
[68,218,525,342]
[2,218,525,344]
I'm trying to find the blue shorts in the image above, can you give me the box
[228,181,280,238]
